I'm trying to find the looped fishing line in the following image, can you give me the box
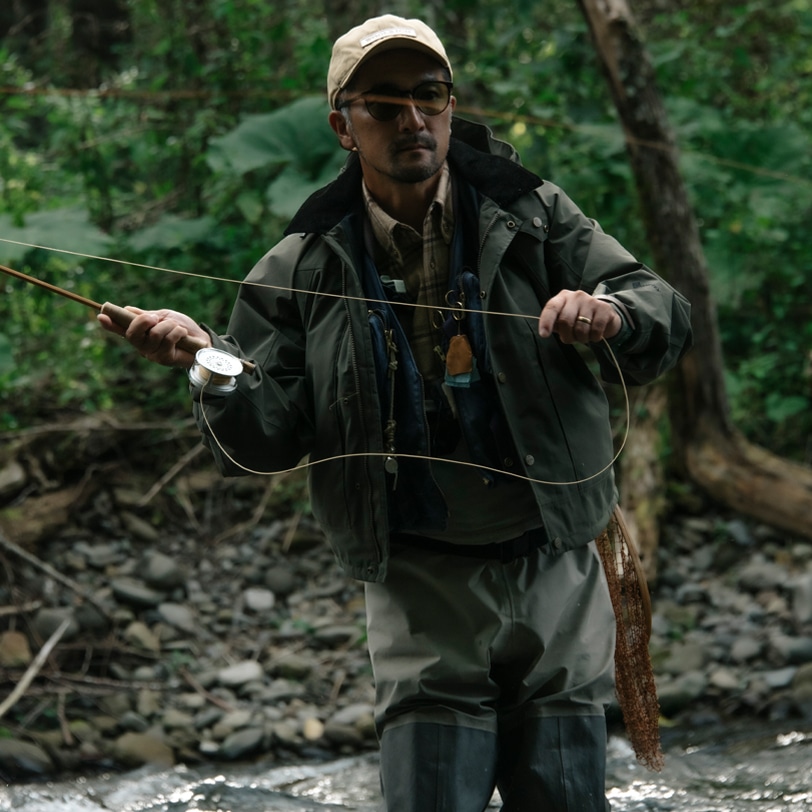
[197,338,630,488]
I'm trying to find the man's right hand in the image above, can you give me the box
[97,306,211,369]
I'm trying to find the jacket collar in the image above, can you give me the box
[284,117,543,236]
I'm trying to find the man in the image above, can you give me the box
[100,14,692,811]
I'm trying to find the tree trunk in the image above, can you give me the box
[617,383,667,581]
[576,0,812,539]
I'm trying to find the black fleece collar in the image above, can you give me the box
[284,122,543,236]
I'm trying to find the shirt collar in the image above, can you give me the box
[363,162,454,256]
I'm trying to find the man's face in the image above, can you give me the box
[329,49,455,190]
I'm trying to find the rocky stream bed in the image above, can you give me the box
[0,413,811,784]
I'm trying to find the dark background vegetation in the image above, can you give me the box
[0,0,810,464]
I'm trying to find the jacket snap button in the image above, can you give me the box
[503,458,514,467]
[497,372,507,383]
[524,454,535,466]
[553,538,563,549]
[533,217,542,227]
[506,220,516,228]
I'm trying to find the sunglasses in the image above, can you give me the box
[337,80,453,122]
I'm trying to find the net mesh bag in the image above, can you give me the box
[595,505,664,771]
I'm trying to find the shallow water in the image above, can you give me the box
[1,724,810,811]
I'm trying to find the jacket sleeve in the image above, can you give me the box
[191,239,316,476]
[539,183,693,385]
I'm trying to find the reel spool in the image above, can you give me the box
[188,347,244,395]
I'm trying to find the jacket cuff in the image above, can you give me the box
[594,294,634,347]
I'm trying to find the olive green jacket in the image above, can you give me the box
[193,118,692,582]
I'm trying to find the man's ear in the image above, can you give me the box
[328,110,356,152]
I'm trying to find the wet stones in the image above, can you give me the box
[652,519,812,726]
[2,488,811,781]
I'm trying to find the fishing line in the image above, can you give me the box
[0,236,561,325]
[194,338,630,488]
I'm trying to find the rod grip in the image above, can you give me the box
[100,302,255,375]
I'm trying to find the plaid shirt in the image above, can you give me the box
[363,163,454,382]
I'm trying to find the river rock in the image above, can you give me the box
[327,703,375,728]
[0,460,26,498]
[269,651,315,680]
[0,739,54,778]
[162,707,195,729]
[243,586,275,613]
[74,602,109,635]
[141,552,185,589]
[791,662,812,716]
[74,541,122,569]
[123,620,160,652]
[119,711,150,732]
[738,557,787,592]
[265,564,297,596]
[121,511,160,543]
[657,671,709,716]
[730,635,763,663]
[708,666,742,691]
[111,577,164,608]
[113,731,174,768]
[767,633,812,665]
[218,727,265,760]
[157,602,197,632]
[217,660,264,687]
[303,716,326,741]
[322,721,364,747]
[790,573,812,625]
[0,629,32,667]
[761,666,798,689]
[661,640,707,675]
[211,709,255,739]
[313,624,363,646]
[32,607,80,641]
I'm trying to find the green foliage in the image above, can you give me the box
[0,0,809,461]
[207,96,346,220]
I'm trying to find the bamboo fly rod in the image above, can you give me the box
[0,262,255,374]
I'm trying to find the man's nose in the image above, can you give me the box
[397,100,425,130]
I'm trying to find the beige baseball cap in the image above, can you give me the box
[327,15,452,109]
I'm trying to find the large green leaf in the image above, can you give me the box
[265,150,347,220]
[206,96,339,177]
[127,214,218,252]
[0,208,112,264]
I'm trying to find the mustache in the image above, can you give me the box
[391,133,437,152]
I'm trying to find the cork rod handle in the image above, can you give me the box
[100,302,255,375]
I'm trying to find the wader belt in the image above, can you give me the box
[391,526,548,563]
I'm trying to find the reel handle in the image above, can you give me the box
[100,302,255,374]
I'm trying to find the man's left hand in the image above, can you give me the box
[538,290,622,344]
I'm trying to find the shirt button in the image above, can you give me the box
[497,372,507,383]
[524,454,535,466]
